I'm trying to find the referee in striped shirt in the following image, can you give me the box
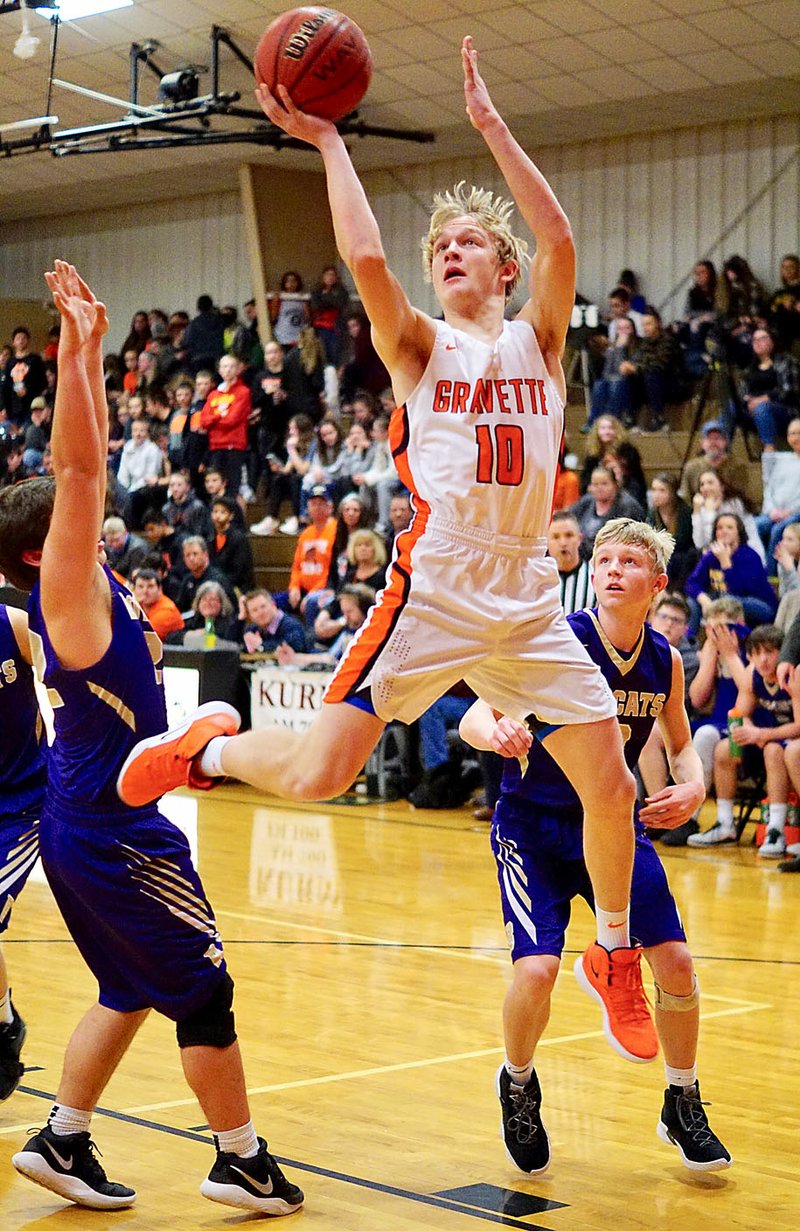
[548,511,595,614]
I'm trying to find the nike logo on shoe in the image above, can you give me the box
[44,1140,73,1171]
[231,1165,273,1196]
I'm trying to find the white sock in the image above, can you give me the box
[596,905,630,950]
[716,799,735,829]
[0,989,12,1025]
[768,803,788,832]
[198,736,230,778]
[215,1120,259,1159]
[49,1104,92,1136]
[505,1057,534,1086]
[665,1063,697,1090]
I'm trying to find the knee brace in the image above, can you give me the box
[176,973,237,1049]
[653,975,699,1013]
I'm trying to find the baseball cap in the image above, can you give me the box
[308,484,332,500]
[701,419,728,437]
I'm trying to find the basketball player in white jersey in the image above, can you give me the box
[120,37,651,1051]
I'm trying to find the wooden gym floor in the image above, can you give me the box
[0,785,797,1230]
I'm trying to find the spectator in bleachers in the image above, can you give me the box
[119,310,150,361]
[775,523,800,601]
[714,254,767,367]
[617,268,647,315]
[768,254,800,354]
[148,320,179,381]
[131,568,184,641]
[326,422,374,501]
[276,582,374,667]
[118,418,163,496]
[691,467,764,560]
[208,495,254,594]
[689,624,800,854]
[121,348,139,395]
[547,511,594,614]
[184,294,225,374]
[302,417,344,501]
[584,316,638,428]
[679,419,755,511]
[685,510,777,633]
[232,299,264,371]
[350,390,380,432]
[408,682,479,810]
[161,470,210,540]
[310,265,350,366]
[172,536,235,613]
[236,589,307,655]
[675,260,717,378]
[756,416,800,558]
[735,325,798,451]
[280,484,337,620]
[621,306,685,431]
[3,326,47,427]
[102,516,149,582]
[552,443,579,511]
[605,284,644,340]
[579,414,645,502]
[166,379,193,469]
[0,439,30,487]
[351,415,401,532]
[660,596,749,847]
[22,398,50,472]
[339,312,390,403]
[570,465,644,553]
[269,271,310,350]
[167,580,238,645]
[200,354,251,498]
[384,491,412,558]
[311,492,373,642]
[647,472,696,588]
[141,508,184,575]
[202,467,247,529]
[184,369,213,494]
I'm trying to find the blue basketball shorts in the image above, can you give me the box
[0,805,41,934]
[491,798,686,962]
[39,803,228,1018]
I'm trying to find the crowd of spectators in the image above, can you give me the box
[2,251,799,829]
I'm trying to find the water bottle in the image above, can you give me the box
[203,616,216,649]
[727,708,743,758]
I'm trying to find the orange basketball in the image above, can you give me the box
[254,7,372,122]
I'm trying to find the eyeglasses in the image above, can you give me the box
[656,613,687,625]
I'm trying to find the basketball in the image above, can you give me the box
[254,7,372,122]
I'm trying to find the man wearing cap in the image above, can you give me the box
[282,485,337,618]
[679,420,757,510]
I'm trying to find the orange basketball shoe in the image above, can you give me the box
[116,702,241,808]
[574,942,658,1063]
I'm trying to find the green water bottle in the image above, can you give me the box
[727,708,743,758]
[203,616,217,649]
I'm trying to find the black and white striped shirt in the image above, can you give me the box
[558,561,595,615]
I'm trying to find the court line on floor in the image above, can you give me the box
[4,1084,548,1231]
[120,997,769,1115]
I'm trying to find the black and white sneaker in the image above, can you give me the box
[657,1084,732,1171]
[200,1137,304,1215]
[496,1065,551,1175]
[0,1000,26,1101]
[12,1125,136,1208]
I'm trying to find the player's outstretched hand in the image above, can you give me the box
[254,82,337,149]
[639,782,705,828]
[490,715,532,759]
[45,261,108,353]
[461,35,500,131]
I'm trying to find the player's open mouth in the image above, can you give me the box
[444,268,465,281]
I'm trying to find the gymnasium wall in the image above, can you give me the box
[0,112,797,347]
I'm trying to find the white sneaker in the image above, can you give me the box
[250,516,278,536]
[785,841,800,857]
[687,824,738,848]
[279,516,299,535]
[758,828,786,858]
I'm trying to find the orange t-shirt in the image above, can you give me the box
[289,519,337,594]
[144,593,185,640]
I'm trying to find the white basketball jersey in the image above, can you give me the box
[395,319,563,540]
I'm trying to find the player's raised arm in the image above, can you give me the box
[40,262,111,666]
[254,84,432,392]
[461,37,574,380]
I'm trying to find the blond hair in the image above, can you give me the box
[421,181,528,300]
[706,596,744,622]
[592,518,674,575]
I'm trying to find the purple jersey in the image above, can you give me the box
[0,604,46,816]
[27,566,166,817]
[499,609,673,817]
[752,668,793,729]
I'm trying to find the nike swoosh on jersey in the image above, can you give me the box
[231,1165,273,1196]
[445,344,457,350]
[44,1141,73,1171]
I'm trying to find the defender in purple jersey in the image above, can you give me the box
[0,602,46,1100]
[460,519,731,1175]
[0,265,302,1217]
